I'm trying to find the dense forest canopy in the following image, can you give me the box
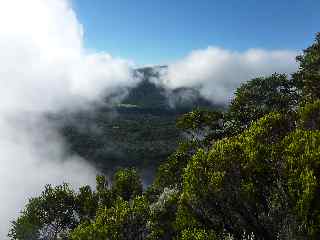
[9,33,320,239]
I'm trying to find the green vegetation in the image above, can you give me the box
[10,33,320,239]
[60,108,181,182]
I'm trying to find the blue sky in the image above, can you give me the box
[73,0,319,65]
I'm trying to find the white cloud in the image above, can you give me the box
[0,0,136,238]
[162,47,298,104]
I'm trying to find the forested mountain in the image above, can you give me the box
[9,33,320,240]
[56,66,220,183]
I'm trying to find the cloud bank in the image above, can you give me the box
[162,47,298,104]
[0,0,136,238]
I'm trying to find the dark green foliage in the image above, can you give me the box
[181,113,293,239]
[176,108,224,143]
[293,32,320,101]
[148,187,180,239]
[76,185,99,222]
[60,108,181,183]
[112,168,143,201]
[298,100,320,130]
[95,175,113,207]
[281,129,320,238]
[9,184,78,240]
[227,73,299,134]
[71,196,149,240]
[152,141,197,192]
[179,228,216,240]
[9,169,144,240]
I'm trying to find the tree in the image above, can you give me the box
[112,168,143,201]
[293,32,320,101]
[298,99,320,130]
[151,141,198,194]
[71,196,149,240]
[179,228,216,240]
[9,184,78,240]
[148,187,180,239]
[180,113,294,239]
[176,108,224,143]
[280,129,320,238]
[75,185,99,222]
[95,175,113,208]
[227,73,299,134]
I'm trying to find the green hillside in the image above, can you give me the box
[58,66,219,182]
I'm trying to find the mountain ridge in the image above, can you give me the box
[59,66,220,183]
